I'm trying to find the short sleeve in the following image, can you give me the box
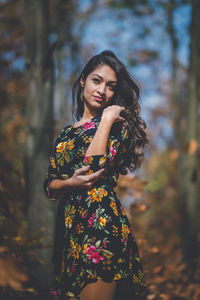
[83,121,129,173]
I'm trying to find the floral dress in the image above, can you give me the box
[43,113,145,299]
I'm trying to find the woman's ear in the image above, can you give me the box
[80,76,85,87]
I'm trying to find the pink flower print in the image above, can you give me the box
[72,265,76,272]
[102,241,107,248]
[88,252,104,264]
[84,156,89,163]
[88,218,93,227]
[121,238,125,243]
[85,245,96,255]
[92,213,96,218]
[83,122,95,130]
[50,290,58,296]
[109,146,117,161]
[82,211,88,219]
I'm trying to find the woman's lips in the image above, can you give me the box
[93,95,103,102]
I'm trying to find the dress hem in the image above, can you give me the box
[50,273,146,299]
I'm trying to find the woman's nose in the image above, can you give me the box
[97,83,106,94]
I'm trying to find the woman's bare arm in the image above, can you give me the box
[85,105,125,156]
[85,116,113,156]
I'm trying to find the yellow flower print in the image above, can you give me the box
[93,195,102,202]
[133,274,139,284]
[98,188,108,196]
[104,252,113,259]
[56,142,65,153]
[73,247,81,259]
[110,200,118,216]
[121,224,130,240]
[67,292,75,297]
[65,205,75,228]
[50,157,56,169]
[66,139,75,150]
[84,156,93,164]
[88,187,108,203]
[138,269,145,282]
[68,205,76,215]
[83,244,88,254]
[57,156,64,166]
[70,240,81,259]
[70,239,75,249]
[86,169,94,175]
[62,174,69,180]
[113,209,118,216]
[64,151,70,163]
[87,273,96,279]
[135,256,140,262]
[110,201,116,209]
[113,273,121,280]
[88,187,97,196]
[108,139,114,148]
[65,216,72,228]
[112,225,118,237]
[78,208,88,219]
[99,154,107,166]
[83,136,93,144]
[99,217,106,227]
[75,223,84,234]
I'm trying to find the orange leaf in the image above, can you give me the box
[188,139,198,154]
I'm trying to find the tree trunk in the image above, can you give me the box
[23,0,55,288]
[54,0,75,129]
[167,0,182,150]
[178,0,200,262]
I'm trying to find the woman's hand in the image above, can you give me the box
[102,105,126,124]
[63,165,105,190]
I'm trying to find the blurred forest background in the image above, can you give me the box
[0,0,199,299]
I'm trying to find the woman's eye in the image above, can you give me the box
[93,78,100,83]
[108,85,115,91]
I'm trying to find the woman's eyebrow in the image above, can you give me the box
[91,73,117,84]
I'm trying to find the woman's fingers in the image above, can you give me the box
[72,166,105,189]
[76,166,104,177]
[85,169,105,186]
[102,105,126,123]
[115,116,125,122]
[75,165,90,175]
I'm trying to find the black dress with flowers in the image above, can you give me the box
[43,114,145,299]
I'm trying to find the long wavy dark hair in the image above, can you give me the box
[72,50,148,174]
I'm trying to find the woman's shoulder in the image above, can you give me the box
[56,124,73,140]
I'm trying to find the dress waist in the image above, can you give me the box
[68,180,116,199]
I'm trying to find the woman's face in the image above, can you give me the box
[80,64,117,111]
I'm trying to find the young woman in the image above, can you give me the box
[44,50,148,300]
